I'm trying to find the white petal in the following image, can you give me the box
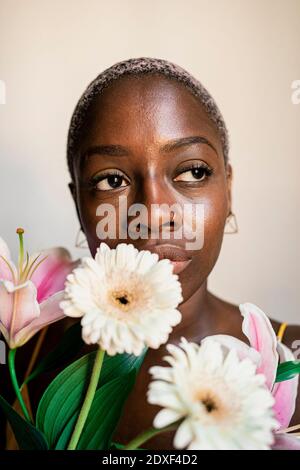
[173,419,193,449]
[153,408,182,429]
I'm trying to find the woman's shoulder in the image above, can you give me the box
[269,318,300,354]
[209,293,300,349]
[214,296,300,426]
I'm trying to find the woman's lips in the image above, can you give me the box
[169,259,192,275]
[145,244,192,275]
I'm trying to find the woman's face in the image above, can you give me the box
[71,75,232,301]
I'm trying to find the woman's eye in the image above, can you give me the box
[174,165,212,183]
[92,172,129,191]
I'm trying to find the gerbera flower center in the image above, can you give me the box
[201,397,217,413]
[105,270,155,317]
[194,389,225,418]
[110,289,134,311]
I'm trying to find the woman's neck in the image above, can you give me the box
[169,281,244,344]
[170,280,214,341]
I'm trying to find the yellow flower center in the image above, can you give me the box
[111,289,134,311]
[194,389,225,417]
[201,396,217,413]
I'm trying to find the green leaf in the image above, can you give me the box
[23,322,83,386]
[0,394,48,450]
[54,413,78,450]
[76,371,136,450]
[55,372,136,450]
[110,442,126,449]
[275,360,300,383]
[110,442,147,450]
[36,347,147,449]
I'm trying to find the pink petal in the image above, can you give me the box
[0,236,16,282]
[14,291,65,347]
[201,334,261,367]
[0,281,14,332]
[0,236,10,259]
[239,303,278,389]
[0,280,40,348]
[272,342,299,429]
[0,281,14,343]
[272,433,300,450]
[30,247,76,302]
[0,280,39,331]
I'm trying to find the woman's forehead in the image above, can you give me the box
[90,74,211,115]
[83,75,222,146]
[67,61,229,181]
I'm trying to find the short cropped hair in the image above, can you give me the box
[67,57,229,181]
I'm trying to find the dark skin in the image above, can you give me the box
[69,74,300,449]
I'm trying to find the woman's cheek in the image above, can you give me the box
[201,195,228,263]
[79,191,126,255]
[78,192,100,254]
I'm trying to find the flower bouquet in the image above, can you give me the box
[1,229,300,450]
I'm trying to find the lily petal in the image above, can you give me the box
[272,433,300,450]
[0,236,16,282]
[0,236,10,259]
[272,342,299,429]
[30,247,76,302]
[239,303,278,389]
[201,334,261,367]
[14,290,66,347]
[0,280,40,348]
[0,281,14,343]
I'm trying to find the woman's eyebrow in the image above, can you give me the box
[161,136,218,155]
[82,135,218,159]
[84,145,130,158]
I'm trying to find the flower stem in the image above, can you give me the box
[16,228,24,277]
[8,349,32,423]
[67,348,105,450]
[123,423,178,450]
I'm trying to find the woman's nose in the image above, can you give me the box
[132,175,179,238]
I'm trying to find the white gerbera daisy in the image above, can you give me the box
[60,242,183,355]
[147,338,278,450]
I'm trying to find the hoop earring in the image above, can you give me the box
[75,228,89,249]
[224,211,238,234]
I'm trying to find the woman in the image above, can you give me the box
[66,57,300,449]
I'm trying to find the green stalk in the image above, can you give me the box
[67,348,105,450]
[123,423,178,450]
[16,228,24,278]
[8,349,31,423]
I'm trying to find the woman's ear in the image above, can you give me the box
[225,163,233,215]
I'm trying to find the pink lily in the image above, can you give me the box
[203,302,300,449]
[0,229,76,349]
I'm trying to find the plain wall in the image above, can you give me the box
[0,0,299,322]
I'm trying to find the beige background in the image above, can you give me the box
[0,0,299,322]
